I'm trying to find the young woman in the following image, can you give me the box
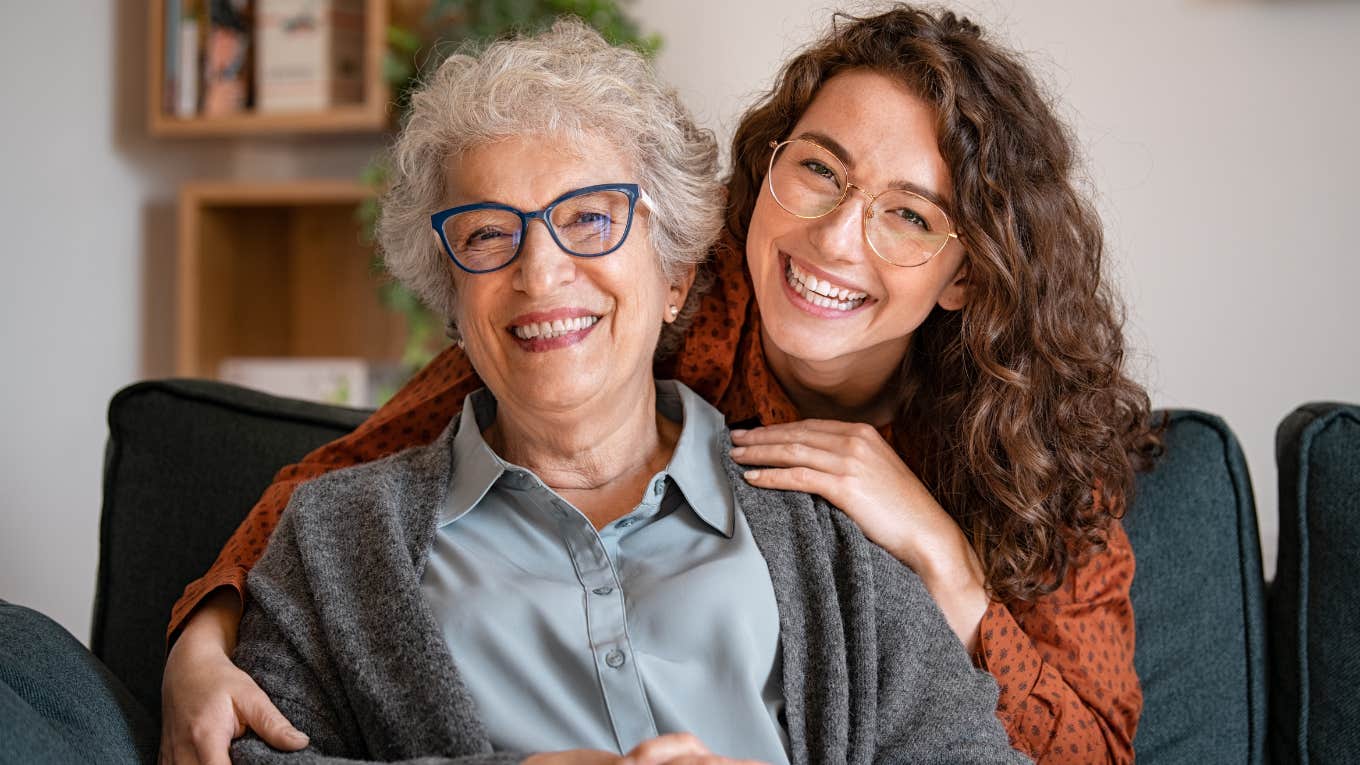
[161,6,1158,764]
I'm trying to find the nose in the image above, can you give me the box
[806,185,872,265]
[511,218,577,295]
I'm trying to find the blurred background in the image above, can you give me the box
[1,0,1357,643]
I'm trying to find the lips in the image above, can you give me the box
[504,307,604,351]
[783,255,869,311]
[510,315,600,340]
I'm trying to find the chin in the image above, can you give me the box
[763,320,851,364]
[513,383,599,414]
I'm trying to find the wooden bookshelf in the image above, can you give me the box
[176,180,407,377]
[149,0,390,138]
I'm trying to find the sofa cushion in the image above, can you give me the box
[1270,402,1360,764]
[94,379,370,723]
[1123,411,1267,764]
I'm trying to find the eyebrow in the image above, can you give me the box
[794,130,955,216]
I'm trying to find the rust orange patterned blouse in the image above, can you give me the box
[170,234,1140,763]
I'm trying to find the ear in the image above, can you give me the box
[664,262,699,324]
[936,257,970,312]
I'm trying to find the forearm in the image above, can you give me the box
[176,586,245,655]
[977,602,1138,763]
[1000,663,1134,764]
[894,519,990,653]
[166,475,321,640]
[231,735,526,764]
[869,546,1028,764]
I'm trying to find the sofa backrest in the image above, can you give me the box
[1123,411,1267,764]
[97,381,1269,762]
[94,379,369,721]
[1269,402,1360,765]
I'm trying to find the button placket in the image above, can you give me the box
[557,505,655,749]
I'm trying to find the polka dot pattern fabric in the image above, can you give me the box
[976,520,1139,763]
[169,231,1138,762]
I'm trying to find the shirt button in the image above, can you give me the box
[616,517,638,529]
[592,586,614,596]
[604,649,627,669]
[653,480,665,496]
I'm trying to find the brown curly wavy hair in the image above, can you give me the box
[726,5,1162,604]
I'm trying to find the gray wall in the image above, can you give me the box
[1,0,1357,642]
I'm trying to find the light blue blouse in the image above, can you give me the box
[419,381,789,763]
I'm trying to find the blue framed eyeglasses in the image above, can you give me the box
[431,183,651,274]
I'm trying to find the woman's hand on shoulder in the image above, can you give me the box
[525,733,768,765]
[730,420,990,649]
[160,591,307,765]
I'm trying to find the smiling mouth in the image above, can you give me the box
[509,315,601,340]
[784,257,869,311]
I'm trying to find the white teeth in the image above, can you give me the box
[510,315,600,340]
[784,259,867,311]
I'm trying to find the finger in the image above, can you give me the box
[728,440,849,475]
[731,425,882,456]
[731,418,874,443]
[237,687,309,751]
[623,733,710,765]
[650,751,761,756]
[740,465,842,499]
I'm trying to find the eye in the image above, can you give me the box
[464,226,511,246]
[801,160,839,183]
[570,211,611,226]
[886,206,930,231]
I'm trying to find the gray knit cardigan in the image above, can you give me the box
[230,418,1028,764]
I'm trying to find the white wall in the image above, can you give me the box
[0,1,384,642]
[634,0,1360,578]
[0,0,1356,642]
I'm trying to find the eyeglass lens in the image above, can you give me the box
[768,139,953,266]
[441,189,634,272]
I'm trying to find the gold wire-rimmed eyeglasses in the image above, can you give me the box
[766,138,959,267]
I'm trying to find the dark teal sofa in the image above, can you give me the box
[1,380,1350,763]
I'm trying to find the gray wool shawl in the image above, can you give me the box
[230,417,1028,765]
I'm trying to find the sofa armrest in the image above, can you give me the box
[1270,402,1360,765]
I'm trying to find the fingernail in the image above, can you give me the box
[730,446,746,456]
[744,469,761,480]
[289,730,310,745]
[730,429,747,438]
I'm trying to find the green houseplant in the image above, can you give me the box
[360,0,661,379]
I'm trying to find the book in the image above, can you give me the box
[175,0,202,117]
[218,357,378,407]
[256,0,364,113]
[163,0,180,115]
[202,0,253,116]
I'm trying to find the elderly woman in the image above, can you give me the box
[227,20,1023,765]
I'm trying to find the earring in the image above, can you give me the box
[668,305,680,319]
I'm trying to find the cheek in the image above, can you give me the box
[879,262,956,317]
[744,194,787,274]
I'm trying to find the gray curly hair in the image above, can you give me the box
[378,18,724,355]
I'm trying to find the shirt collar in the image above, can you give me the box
[656,380,737,538]
[438,381,737,538]
[440,388,508,526]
